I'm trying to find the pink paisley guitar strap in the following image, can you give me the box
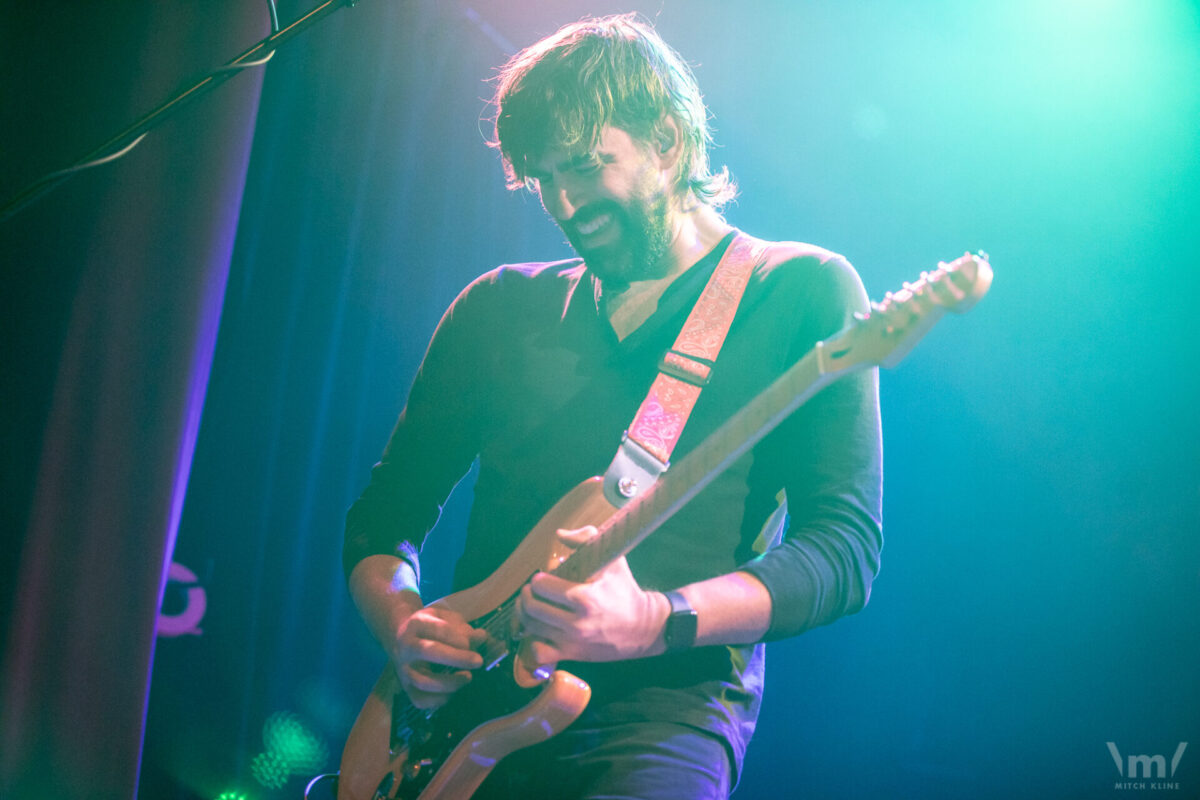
[601,232,767,506]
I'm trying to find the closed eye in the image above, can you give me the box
[572,158,602,175]
[526,152,607,191]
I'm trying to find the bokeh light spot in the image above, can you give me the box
[263,710,328,774]
[250,710,330,790]
[250,750,288,790]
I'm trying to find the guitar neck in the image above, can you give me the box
[552,249,989,583]
[555,344,853,583]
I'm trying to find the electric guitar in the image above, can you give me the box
[335,252,993,800]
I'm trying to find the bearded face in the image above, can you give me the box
[530,126,678,287]
[559,183,672,287]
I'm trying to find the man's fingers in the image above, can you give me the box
[555,525,599,547]
[526,637,562,668]
[401,675,464,710]
[411,637,484,670]
[407,612,482,651]
[394,613,483,708]
[403,662,473,694]
[527,571,583,609]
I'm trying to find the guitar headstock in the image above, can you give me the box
[817,251,993,374]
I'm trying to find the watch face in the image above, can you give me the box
[666,606,698,651]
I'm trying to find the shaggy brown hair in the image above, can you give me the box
[491,14,735,208]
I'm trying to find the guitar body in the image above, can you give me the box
[337,478,616,800]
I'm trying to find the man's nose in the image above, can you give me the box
[546,182,577,221]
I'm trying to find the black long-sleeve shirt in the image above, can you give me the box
[343,231,883,772]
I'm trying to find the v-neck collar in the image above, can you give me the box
[584,230,738,356]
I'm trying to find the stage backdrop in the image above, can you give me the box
[142,1,1198,798]
[1,3,266,798]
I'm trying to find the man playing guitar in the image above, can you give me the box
[342,14,883,798]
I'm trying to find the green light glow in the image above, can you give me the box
[250,710,330,789]
[250,751,289,790]
[263,710,328,773]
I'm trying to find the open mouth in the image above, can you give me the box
[574,212,613,237]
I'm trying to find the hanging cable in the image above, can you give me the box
[1,0,354,223]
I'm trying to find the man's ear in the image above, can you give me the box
[654,115,684,168]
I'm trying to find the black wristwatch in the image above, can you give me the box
[662,590,698,652]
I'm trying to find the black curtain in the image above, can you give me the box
[137,2,560,797]
[0,3,267,797]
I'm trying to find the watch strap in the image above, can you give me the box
[662,590,698,652]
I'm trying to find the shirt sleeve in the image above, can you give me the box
[738,252,884,640]
[341,274,494,585]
